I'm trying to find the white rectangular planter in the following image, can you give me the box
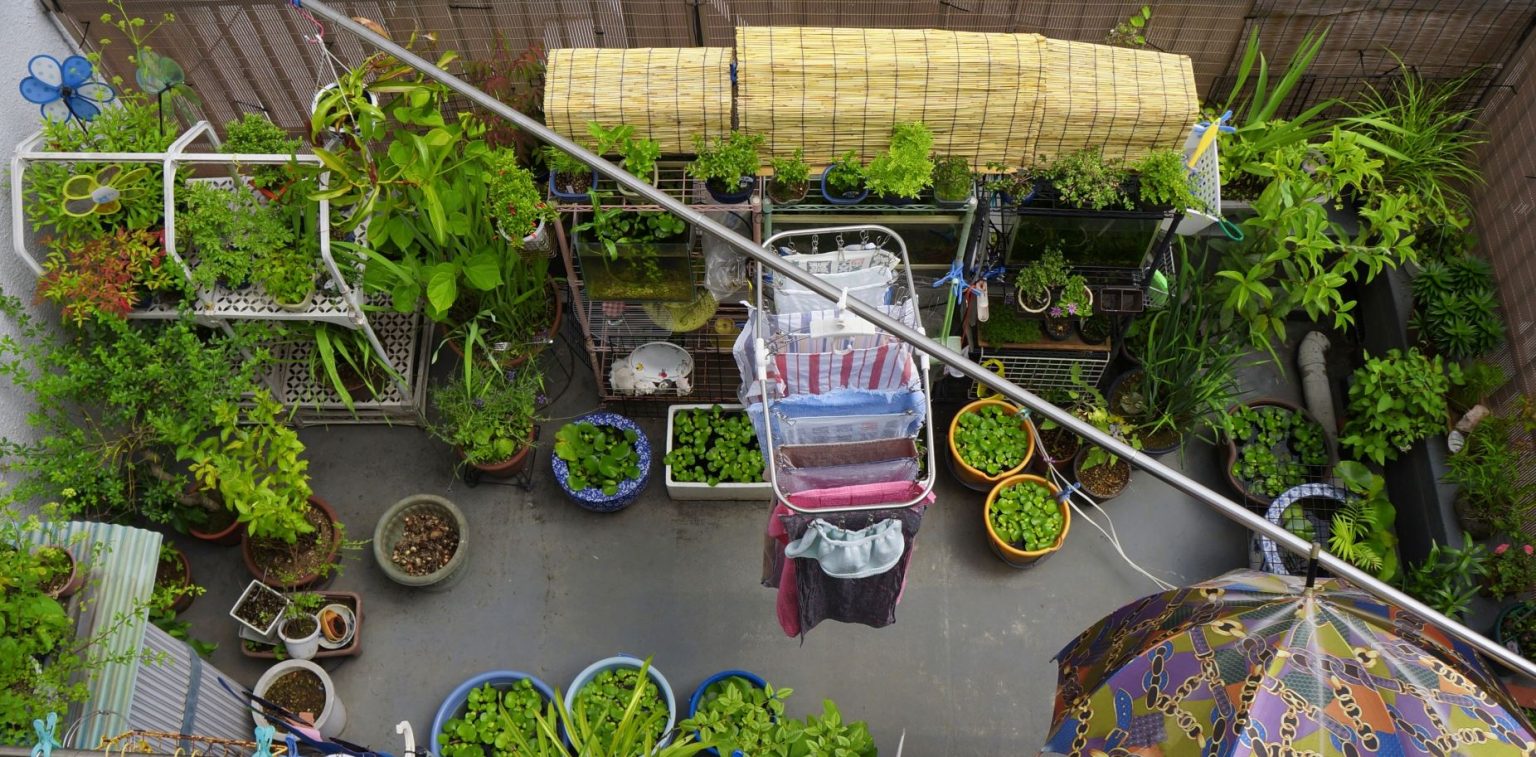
[229,579,291,637]
[665,403,773,501]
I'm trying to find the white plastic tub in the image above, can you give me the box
[664,404,772,501]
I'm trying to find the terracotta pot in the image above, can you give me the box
[158,545,196,614]
[457,443,532,477]
[39,546,84,599]
[984,475,1070,569]
[948,399,1036,491]
[240,496,342,590]
[1221,398,1337,509]
[188,488,243,546]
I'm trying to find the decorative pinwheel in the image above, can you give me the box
[60,165,149,217]
[19,54,116,124]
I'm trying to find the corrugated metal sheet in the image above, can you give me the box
[21,521,160,749]
[129,624,255,743]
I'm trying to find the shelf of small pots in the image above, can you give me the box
[35,545,84,600]
[984,474,1069,569]
[565,655,677,749]
[373,494,469,590]
[684,670,779,756]
[767,149,810,206]
[553,412,652,512]
[691,131,763,204]
[820,151,868,205]
[1222,399,1335,509]
[244,591,362,659]
[432,670,557,757]
[1073,443,1132,502]
[1494,601,1536,659]
[665,404,770,501]
[253,658,347,738]
[241,496,344,590]
[947,399,1036,491]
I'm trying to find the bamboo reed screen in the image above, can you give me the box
[734,27,1197,168]
[735,27,1048,168]
[544,47,733,154]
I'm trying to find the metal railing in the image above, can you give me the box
[291,0,1536,681]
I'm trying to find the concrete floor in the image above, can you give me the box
[176,340,1256,755]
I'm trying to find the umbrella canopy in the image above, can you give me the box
[1041,570,1535,756]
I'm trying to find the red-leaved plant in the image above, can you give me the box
[37,229,179,326]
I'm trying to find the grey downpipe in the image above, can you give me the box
[289,0,1536,681]
[1296,332,1337,448]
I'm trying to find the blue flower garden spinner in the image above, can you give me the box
[19,54,117,128]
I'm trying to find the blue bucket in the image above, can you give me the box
[687,670,768,756]
[430,670,556,753]
[564,655,677,747]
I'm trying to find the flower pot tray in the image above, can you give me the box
[240,591,363,659]
[665,403,772,501]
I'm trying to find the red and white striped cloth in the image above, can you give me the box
[735,302,921,401]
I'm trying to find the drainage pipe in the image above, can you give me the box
[285,0,1536,681]
[1296,331,1337,447]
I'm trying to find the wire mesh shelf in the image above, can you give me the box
[971,345,1112,396]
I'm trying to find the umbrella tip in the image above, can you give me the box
[1304,542,1322,590]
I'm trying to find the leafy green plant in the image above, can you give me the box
[678,677,790,754]
[437,680,546,757]
[219,113,302,191]
[1046,147,1128,210]
[1449,359,1506,413]
[665,405,763,485]
[825,151,866,196]
[954,404,1032,475]
[555,421,643,495]
[690,131,764,190]
[574,666,668,748]
[1132,148,1194,209]
[500,659,709,757]
[1227,404,1329,499]
[1339,348,1453,465]
[1399,541,1488,619]
[428,358,543,466]
[981,161,1038,201]
[587,122,635,156]
[262,245,317,306]
[1327,461,1400,581]
[931,155,972,202]
[1052,275,1093,319]
[980,302,1044,345]
[864,121,935,199]
[178,180,298,291]
[464,36,547,166]
[1445,412,1534,536]
[1486,542,1536,600]
[182,394,313,542]
[794,701,876,757]
[989,479,1063,551]
[37,228,183,326]
[769,149,811,202]
[1013,246,1069,307]
[1104,5,1152,47]
[1411,257,1504,360]
[487,149,556,242]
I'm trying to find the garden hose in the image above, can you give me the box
[975,358,1006,399]
[1217,217,1244,241]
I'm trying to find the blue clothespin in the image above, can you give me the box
[967,264,1006,298]
[932,262,967,301]
[1055,482,1081,503]
[253,725,276,757]
[31,713,59,757]
[1192,110,1235,138]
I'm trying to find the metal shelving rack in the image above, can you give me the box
[9,120,425,424]
[551,162,761,407]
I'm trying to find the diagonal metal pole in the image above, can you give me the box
[289,0,1536,680]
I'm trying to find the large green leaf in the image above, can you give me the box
[426,262,459,315]
[462,253,502,290]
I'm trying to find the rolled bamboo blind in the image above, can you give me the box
[543,47,733,154]
[1033,38,1199,164]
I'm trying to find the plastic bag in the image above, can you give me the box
[702,210,753,300]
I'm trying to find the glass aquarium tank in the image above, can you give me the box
[576,218,697,302]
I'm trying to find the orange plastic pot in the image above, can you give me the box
[984,474,1070,569]
[948,399,1036,490]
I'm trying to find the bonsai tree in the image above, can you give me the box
[690,131,765,196]
[768,148,810,203]
[864,121,934,199]
[487,149,556,241]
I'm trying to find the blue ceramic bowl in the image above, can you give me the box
[819,168,868,205]
[551,412,652,512]
[430,670,556,753]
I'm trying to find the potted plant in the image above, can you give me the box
[0,513,92,740]
[34,545,84,599]
[572,192,695,301]
[984,474,1068,568]
[300,322,402,411]
[429,361,543,478]
[310,70,381,145]
[252,658,347,738]
[278,591,324,661]
[1494,600,1536,656]
[1013,247,1069,314]
[589,122,661,201]
[1445,410,1533,538]
[1131,148,1195,211]
[664,404,768,500]
[487,149,557,251]
[229,579,291,637]
[240,495,343,590]
[564,655,677,749]
[1223,400,1334,507]
[1486,542,1536,601]
[690,131,763,204]
[37,228,183,326]
[1078,312,1112,345]
[767,149,810,205]
[544,146,597,202]
[1400,542,1488,619]
[178,179,299,292]
[219,113,303,199]
[552,413,651,512]
[240,591,363,659]
[433,675,556,757]
[1045,275,1092,340]
[1410,257,1504,360]
[680,671,785,756]
[864,121,934,203]
[155,544,196,614]
[978,303,1044,347]
[263,245,318,312]
[372,494,469,590]
[1339,348,1451,465]
[1043,147,1130,210]
[926,155,970,208]
[820,150,868,205]
[982,161,1039,206]
[948,400,1035,490]
[1069,391,1140,500]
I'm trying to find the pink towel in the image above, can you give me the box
[767,482,933,636]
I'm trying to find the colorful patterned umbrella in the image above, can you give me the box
[1041,570,1536,756]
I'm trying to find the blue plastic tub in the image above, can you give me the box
[564,655,677,747]
[430,670,555,753]
[687,670,768,757]
[548,170,598,203]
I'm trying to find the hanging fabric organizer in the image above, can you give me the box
[740,225,937,637]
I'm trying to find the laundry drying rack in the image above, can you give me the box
[740,225,937,514]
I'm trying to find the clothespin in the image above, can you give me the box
[1055,482,1081,503]
[30,713,59,757]
[932,262,967,301]
[252,725,275,757]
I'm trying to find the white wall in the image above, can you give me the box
[0,3,72,462]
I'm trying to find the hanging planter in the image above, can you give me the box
[373,494,469,590]
[552,412,652,512]
[310,83,380,144]
[984,474,1069,569]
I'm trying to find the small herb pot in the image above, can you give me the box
[431,670,556,754]
[619,160,660,200]
[1044,316,1073,341]
[279,613,322,660]
[1072,446,1131,501]
[230,579,291,637]
[552,412,652,512]
[687,670,769,756]
[948,399,1036,491]
[548,169,598,202]
[705,175,757,204]
[565,655,677,748]
[984,474,1069,569]
[1017,287,1051,315]
[819,168,868,205]
[934,190,971,209]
